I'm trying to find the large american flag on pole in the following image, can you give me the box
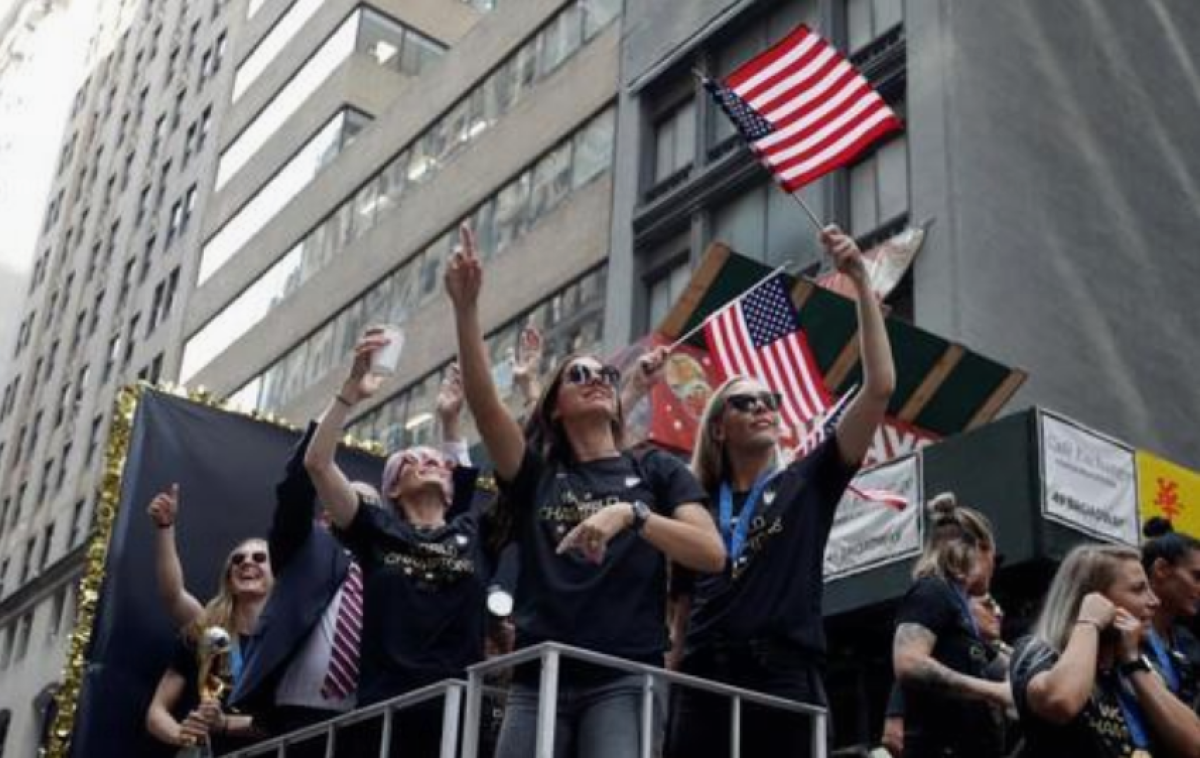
[704,24,903,192]
[703,273,830,431]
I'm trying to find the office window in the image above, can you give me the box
[13,612,33,662]
[848,132,908,236]
[47,587,68,640]
[647,258,691,329]
[652,99,696,187]
[19,538,36,582]
[847,0,903,52]
[86,415,104,464]
[69,499,89,547]
[38,525,55,571]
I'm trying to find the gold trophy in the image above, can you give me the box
[177,626,232,758]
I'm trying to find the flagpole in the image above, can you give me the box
[666,263,791,353]
[788,191,825,234]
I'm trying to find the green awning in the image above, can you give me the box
[658,243,1026,437]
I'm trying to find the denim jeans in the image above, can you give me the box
[495,672,663,758]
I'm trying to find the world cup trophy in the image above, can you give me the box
[177,626,232,758]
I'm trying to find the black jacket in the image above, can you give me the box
[229,423,352,715]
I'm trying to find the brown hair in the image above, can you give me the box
[525,352,625,464]
[185,538,268,643]
[912,493,994,583]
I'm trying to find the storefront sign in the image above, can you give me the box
[1040,411,1139,545]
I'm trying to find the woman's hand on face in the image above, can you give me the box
[147,483,180,528]
[556,503,636,564]
[341,331,389,404]
[444,223,483,312]
[1077,592,1117,629]
[1112,608,1145,662]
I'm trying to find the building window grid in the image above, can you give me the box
[219,106,614,408]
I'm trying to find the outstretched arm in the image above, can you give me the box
[821,226,895,467]
[445,223,526,481]
[305,332,387,529]
[147,486,204,629]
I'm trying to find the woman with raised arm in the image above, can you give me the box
[1011,543,1200,758]
[144,491,272,751]
[445,223,725,758]
[665,226,895,758]
[1140,517,1200,712]
[303,336,493,755]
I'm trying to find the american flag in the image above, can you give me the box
[705,24,903,192]
[704,273,830,431]
[795,384,856,457]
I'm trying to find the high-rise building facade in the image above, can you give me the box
[0,0,248,751]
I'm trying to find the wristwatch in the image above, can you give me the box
[629,500,651,534]
[1118,654,1153,677]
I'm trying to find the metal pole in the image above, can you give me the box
[461,668,484,758]
[730,695,742,758]
[440,684,463,758]
[811,709,827,758]
[535,649,561,758]
[639,673,655,758]
[323,723,335,758]
[378,708,393,758]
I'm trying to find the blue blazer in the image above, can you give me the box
[229,424,351,715]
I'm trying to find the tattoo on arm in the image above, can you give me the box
[894,623,990,701]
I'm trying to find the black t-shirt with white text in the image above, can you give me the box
[1012,637,1144,758]
[337,497,491,705]
[498,446,707,665]
[676,436,856,657]
[895,576,1003,758]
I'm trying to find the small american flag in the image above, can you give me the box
[705,24,903,192]
[704,273,830,431]
[794,385,908,510]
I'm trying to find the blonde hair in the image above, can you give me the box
[690,376,781,493]
[185,538,267,642]
[1031,543,1142,652]
[912,493,994,583]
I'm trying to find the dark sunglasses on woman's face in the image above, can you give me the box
[230,550,268,567]
[564,363,621,388]
[725,391,783,413]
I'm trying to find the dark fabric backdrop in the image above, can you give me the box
[68,389,382,758]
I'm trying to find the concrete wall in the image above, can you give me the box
[907,0,1200,462]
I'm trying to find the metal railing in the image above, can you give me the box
[223,642,828,758]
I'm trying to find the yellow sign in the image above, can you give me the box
[1136,450,1200,539]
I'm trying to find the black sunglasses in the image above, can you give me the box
[231,550,268,567]
[564,363,621,388]
[725,392,783,413]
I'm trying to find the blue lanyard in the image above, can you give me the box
[1115,675,1152,750]
[229,638,244,686]
[1145,629,1180,693]
[948,581,981,640]
[718,472,775,562]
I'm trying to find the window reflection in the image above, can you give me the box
[221,108,615,412]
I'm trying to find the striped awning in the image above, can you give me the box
[657,243,1026,436]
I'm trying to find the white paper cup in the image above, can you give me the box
[369,324,404,375]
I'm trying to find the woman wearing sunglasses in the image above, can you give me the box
[146,487,273,749]
[304,335,494,755]
[666,225,895,758]
[445,223,725,758]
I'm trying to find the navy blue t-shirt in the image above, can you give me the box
[676,435,856,657]
[498,446,708,665]
[337,496,491,704]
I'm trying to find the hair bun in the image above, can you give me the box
[927,492,958,519]
[1143,516,1175,539]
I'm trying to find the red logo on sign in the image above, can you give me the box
[1154,477,1182,521]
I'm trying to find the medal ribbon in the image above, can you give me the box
[718,471,775,562]
[1115,675,1153,751]
[1145,629,1180,693]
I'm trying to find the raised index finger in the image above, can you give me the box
[459,222,478,260]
